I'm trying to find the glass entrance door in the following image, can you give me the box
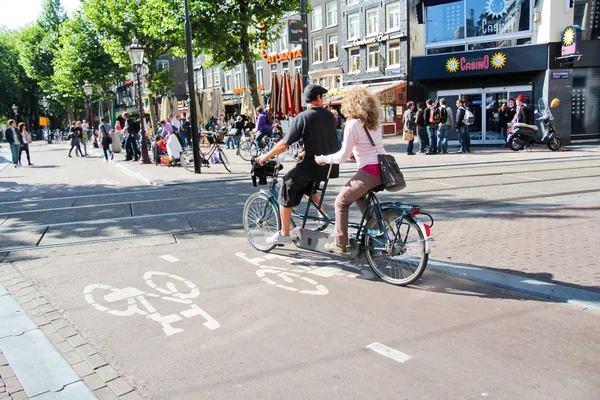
[462,94,483,142]
[484,92,508,142]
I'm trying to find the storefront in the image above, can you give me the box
[413,44,548,144]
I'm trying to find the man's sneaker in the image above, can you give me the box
[266,231,292,246]
[324,242,349,254]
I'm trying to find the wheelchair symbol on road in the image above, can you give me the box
[83,271,220,336]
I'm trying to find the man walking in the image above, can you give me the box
[99,117,113,162]
[456,99,470,153]
[4,120,20,167]
[415,102,428,153]
[403,101,416,155]
[256,84,339,245]
[123,112,140,161]
[437,98,453,154]
[424,99,438,154]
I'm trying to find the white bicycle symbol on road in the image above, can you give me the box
[235,252,374,295]
[84,271,219,336]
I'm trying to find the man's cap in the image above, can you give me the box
[516,94,526,102]
[304,84,328,102]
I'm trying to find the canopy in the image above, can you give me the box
[290,72,303,117]
[211,88,225,119]
[269,73,280,118]
[241,88,254,117]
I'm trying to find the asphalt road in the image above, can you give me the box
[1,144,600,399]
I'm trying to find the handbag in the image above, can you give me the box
[101,124,113,145]
[363,126,406,192]
[403,129,414,141]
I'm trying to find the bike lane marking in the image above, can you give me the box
[160,255,180,263]
[366,342,413,364]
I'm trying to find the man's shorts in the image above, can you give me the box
[279,166,316,208]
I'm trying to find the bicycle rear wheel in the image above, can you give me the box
[218,148,232,172]
[243,193,280,252]
[238,140,257,161]
[364,210,428,286]
[181,149,195,172]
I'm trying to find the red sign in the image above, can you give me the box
[266,49,302,64]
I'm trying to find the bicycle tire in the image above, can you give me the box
[238,140,257,161]
[181,149,195,172]
[218,149,232,172]
[364,210,428,286]
[243,193,280,252]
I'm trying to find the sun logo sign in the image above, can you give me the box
[491,52,507,69]
[446,57,460,73]
[485,0,508,18]
[563,27,575,46]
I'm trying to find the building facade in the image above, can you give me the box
[411,0,600,145]
[307,0,343,90]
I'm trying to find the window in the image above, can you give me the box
[347,0,358,5]
[270,64,278,82]
[387,40,400,68]
[348,14,359,40]
[312,5,322,31]
[256,66,263,86]
[206,68,213,88]
[426,1,464,43]
[156,60,169,69]
[269,40,277,54]
[225,72,232,92]
[328,34,338,60]
[313,37,323,63]
[214,68,220,86]
[282,61,289,74]
[280,26,288,51]
[294,59,302,75]
[366,9,378,37]
[367,44,379,71]
[234,68,242,89]
[326,2,337,27]
[386,3,400,32]
[349,47,360,73]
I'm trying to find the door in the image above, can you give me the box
[484,92,507,142]
[462,94,483,142]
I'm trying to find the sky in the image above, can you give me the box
[0,0,81,30]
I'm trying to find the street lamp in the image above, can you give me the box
[42,96,51,143]
[82,80,93,137]
[126,38,151,164]
[184,0,202,173]
[11,104,18,118]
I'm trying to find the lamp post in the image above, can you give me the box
[126,38,151,164]
[82,80,93,141]
[11,104,18,119]
[42,96,50,143]
[184,0,202,173]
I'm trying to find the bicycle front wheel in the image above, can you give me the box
[218,149,232,172]
[364,210,428,286]
[243,193,280,252]
[180,150,195,172]
[238,140,257,161]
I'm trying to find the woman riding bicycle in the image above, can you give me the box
[254,107,274,152]
[315,88,386,254]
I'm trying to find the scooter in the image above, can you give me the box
[507,98,561,152]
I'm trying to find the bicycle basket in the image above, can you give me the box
[250,158,283,186]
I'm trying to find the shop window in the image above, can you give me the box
[426,45,466,55]
[312,5,323,31]
[313,37,323,63]
[367,44,379,71]
[326,1,338,27]
[366,9,379,37]
[328,34,338,60]
[387,40,400,68]
[467,37,531,51]
[386,3,400,32]
[380,104,396,122]
[349,47,360,73]
[348,13,359,40]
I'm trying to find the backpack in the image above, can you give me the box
[462,108,475,125]
[264,113,273,126]
[439,107,448,124]
[429,107,441,124]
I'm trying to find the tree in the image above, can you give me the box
[82,0,185,130]
[190,0,304,108]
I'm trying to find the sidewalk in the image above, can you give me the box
[94,137,600,186]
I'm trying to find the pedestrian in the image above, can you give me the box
[403,101,416,155]
[437,98,453,154]
[99,117,113,162]
[314,88,386,253]
[166,132,182,163]
[254,107,274,152]
[415,102,428,153]
[17,123,33,166]
[123,112,140,161]
[160,119,173,139]
[456,99,470,153]
[256,84,339,245]
[512,94,533,124]
[68,121,84,157]
[4,119,21,167]
[78,121,89,156]
[424,99,438,154]
[332,109,343,150]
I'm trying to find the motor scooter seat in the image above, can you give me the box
[512,123,538,131]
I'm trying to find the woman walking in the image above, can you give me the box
[17,123,33,166]
[315,88,386,253]
[68,121,83,157]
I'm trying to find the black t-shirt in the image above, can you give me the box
[283,107,339,181]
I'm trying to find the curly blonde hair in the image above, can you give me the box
[341,88,380,130]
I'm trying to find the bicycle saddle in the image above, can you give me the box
[371,184,385,193]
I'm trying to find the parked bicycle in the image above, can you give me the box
[181,132,232,172]
[242,159,434,286]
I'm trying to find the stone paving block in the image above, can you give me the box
[54,341,74,355]
[94,366,118,383]
[14,295,29,304]
[8,390,27,400]
[62,351,84,365]
[37,304,54,313]
[83,373,106,391]
[44,311,61,321]
[50,318,68,330]
[16,282,30,289]
[105,378,133,397]
[71,361,94,378]
[39,324,57,336]
[2,377,22,395]
[0,391,7,399]
[19,302,36,311]
[32,298,48,307]
[66,335,86,348]
[58,326,77,338]
[0,366,15,379]
[86,354,108,370]
[18,287,35,296]
[93,386,119,400]
[26,292,41,301]
[75,344,96,358]
[45,332,66,345]
[25,308,41,317]
[31,316,50,327]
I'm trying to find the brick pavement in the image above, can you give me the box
[431,200,600,291]
[0,350,26,399]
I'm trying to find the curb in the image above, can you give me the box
[427,259,600,311]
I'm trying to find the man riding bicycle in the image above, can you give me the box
[256,84,339,245]
[254,107,274,152]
